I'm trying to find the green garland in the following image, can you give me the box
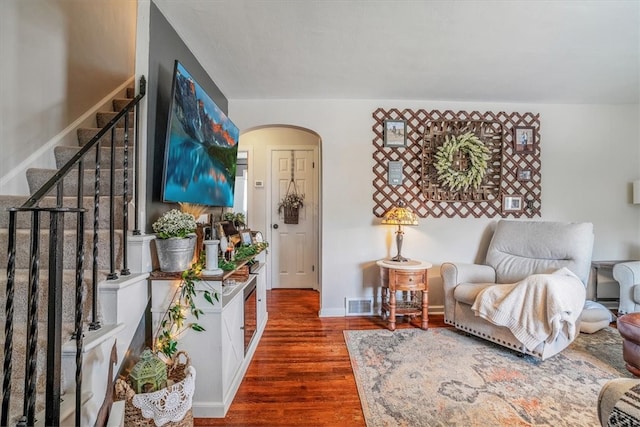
[433,132,490,191]
[155,252,218,358]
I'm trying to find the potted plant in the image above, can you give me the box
[278,191,305,224]
[152,209,198,272]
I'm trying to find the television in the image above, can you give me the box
[162,60,239,207]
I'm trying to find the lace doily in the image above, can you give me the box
[132,366,196,426]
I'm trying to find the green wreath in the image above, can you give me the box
[433,132,490,191]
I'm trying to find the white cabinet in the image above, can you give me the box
[149,252,268,418]
[221,292,244,392]
[254,251,268,334]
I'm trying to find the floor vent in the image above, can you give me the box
[346,297,374,316]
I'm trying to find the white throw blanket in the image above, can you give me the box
[470,267,586,351]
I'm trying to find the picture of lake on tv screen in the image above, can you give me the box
[163,62,239,207]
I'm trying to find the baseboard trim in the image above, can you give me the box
[319,304,444,317]
[319,307,346,317]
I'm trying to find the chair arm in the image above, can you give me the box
[441,262,497,289]
[613,262,640,314]
[598,378,640,426]
[441,263,496,323]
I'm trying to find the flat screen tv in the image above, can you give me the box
[162,60,239,207]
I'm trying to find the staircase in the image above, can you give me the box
[1,79,148,426]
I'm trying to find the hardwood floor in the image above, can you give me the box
[195,288,446,426]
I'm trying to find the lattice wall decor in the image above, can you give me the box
[372,108,541,218]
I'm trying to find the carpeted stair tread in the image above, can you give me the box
[76,128,130,147]
[112,98,134,111]
[0,228,124,270]
[0,195,128,229]
[54,145,132,169]
[27,168,129,196]
[0,268,101,324]
[95,111,135,129]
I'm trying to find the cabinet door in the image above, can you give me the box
[221,294,244,390]
[256,267,267,328]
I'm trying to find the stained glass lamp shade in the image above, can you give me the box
[381,202,419,262]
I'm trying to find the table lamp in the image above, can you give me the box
[381,201,419,262]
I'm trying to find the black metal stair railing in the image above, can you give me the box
[2,76,146,427]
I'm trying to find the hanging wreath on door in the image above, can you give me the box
[278,151,305,224]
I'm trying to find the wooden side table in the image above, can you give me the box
[377,259,432,331]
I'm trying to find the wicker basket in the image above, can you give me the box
[283,206,299,224]
[115,351,194,427]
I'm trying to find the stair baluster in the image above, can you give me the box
[107,126,117,281]
[74,210,85,427]
[24,210,41,425]
[1,210,17,427]
[91,140,102,330]
[121,112,130,276]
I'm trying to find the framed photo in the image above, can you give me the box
[240,230,253,245]
[517,168,532,182]
[502,195,524,213]
[383,119,407,147]
[252,230,264,243]
[513,126,535,153]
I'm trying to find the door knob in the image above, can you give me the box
[273,224,279,229]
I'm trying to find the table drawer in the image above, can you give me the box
[390,270,426,290]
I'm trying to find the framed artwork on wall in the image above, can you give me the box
[513,126,535,153]
[502,195,524,213]
[383,119,407,147]
[517,168,532,181]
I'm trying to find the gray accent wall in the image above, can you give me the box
[145,1,229,232]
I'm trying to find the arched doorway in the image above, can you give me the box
[239,125,322,301]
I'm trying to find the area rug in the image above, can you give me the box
[344,327,632,427]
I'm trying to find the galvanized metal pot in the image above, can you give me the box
[154,235,196,272]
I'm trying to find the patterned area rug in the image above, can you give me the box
[344,327,631,427]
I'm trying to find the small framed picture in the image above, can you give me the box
[252,231,264,243]
[513,126,535,153]
[517,168,532,182]
[502,195,524,213]
[383,119,407,147]
[240,230,253,245]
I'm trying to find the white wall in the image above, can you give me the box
[230,99,640,316]
[0,0,137,194]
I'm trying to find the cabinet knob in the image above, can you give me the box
[409,278,413,282]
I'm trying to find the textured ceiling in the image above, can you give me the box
[153,0,640,104]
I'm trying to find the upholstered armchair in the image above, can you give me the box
[613,262,640,315]
[598,379,640,426]
[441,220,594,360]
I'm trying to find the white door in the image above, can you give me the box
[270,149,317,288]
